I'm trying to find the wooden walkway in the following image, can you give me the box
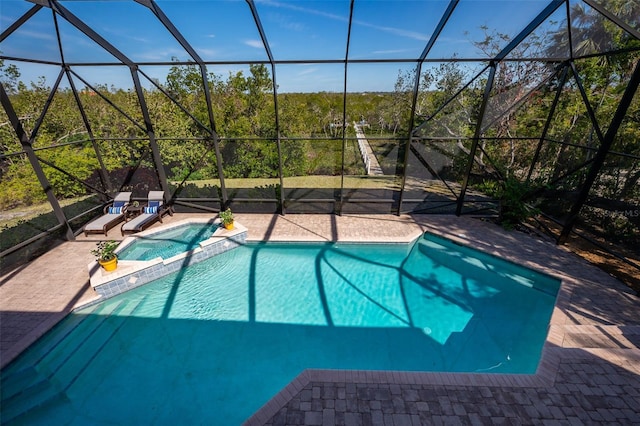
[354,122,384,176]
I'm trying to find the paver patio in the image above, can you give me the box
[1,214,638,425]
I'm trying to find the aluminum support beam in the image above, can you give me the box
[270,64,285,214]
[136,70,210,133]
[0,83,74,240]
[564,1,575,61]
[456,64,497,216]
[338,0,355,215]
[45,1,134,67]
[399,0,460,214]
[570,61,605,146]
[138,0,228,206]
[247,0,285,213]
[411,66,489,136]
[526,64,570,182]
[583,0,640,41]
[68,70,147,133]
[480,68,561,134]
[493,0,565,62]
[65,67,113,193]
[27,68,65,140]
[0,4,42,43]
[130,69,170,198]
[558,58,640,243]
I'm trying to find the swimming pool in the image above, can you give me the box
[117,222,221,261]
[1,233,559,424]
[88,219,246,299]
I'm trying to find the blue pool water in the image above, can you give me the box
[117,222,220,261]
[1,234,560,425]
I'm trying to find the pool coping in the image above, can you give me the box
[84,217,574,425]
[90,219,622,425]
[241,225,622,426]
[87,218,247,301]
[2,213,637,423]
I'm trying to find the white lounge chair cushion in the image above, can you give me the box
[148,191,165,202]
[121,191,166,233]
[84,212,123,231]
[121,213,156,232]
[114,192,133,202]
[84,192,131,233]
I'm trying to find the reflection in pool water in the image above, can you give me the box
[117,222,220,261]
[2,233,560,425]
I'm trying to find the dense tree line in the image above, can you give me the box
[0,59,411,209]
[1,0,638,245]
[1,53,638,208]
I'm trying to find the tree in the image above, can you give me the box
[0,57,21,95]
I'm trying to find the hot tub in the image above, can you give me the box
[87,218,247,300]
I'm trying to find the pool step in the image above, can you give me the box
[0,302,107,395]
[29,300,128,380]
[64,295,150,397]
[1,301,111,378]
[0,297,145,423]
[39,299,140,389]
[0,374,69,425]
[2,392,72,426]
[0,303,115,423]
[0,366,40,401]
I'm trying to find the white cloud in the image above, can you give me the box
[297,67,318,76]
[196,47,219,57]
[372,49,412,55]
[136,47,189,61]
[244,39,264,49]
[353,19,429,43]
[267,12,306,32]
[258,0,428,42]
[258,0,348,24]
[8,29,55,42]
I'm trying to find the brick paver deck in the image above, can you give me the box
[1,213,639,425]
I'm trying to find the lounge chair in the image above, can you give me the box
[121,190,172,235]
[83,192,132,236]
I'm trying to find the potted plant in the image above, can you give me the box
[219,208,235,230]
[92,240,119,271]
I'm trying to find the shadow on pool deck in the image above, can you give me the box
[1,213,639,425]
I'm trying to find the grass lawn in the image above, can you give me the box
[1,176,402,229]
[0,196,98,229]
[178,175,401,190]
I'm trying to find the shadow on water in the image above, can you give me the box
[118,221,219,263]
[319,247,411,327]
[1,313,445,425]
[159,223,218,319]
[1,232,561,425]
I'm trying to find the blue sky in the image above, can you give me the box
[1,0,558,92]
